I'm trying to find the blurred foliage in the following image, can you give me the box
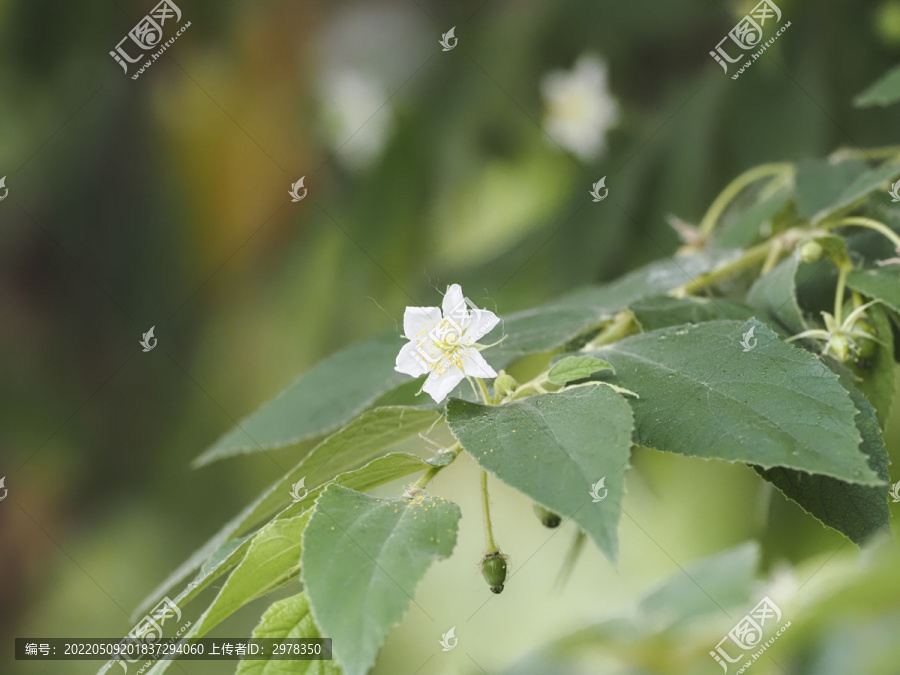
[1,0,899,673]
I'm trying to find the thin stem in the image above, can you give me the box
[698,163,793,237]
[825,217,900,252]
[760,237,784,275]
[475,377,493,405]
[833,265,850,325]
[414,442,460,489]
[670,239,773,297]
[481,470,498,554]
[581,310,636,351]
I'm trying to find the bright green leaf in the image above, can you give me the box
[547,356,614,385]
[590,320,881,484]
[301,485,461,675]
[235,593,340,675]
[446,384,634,562]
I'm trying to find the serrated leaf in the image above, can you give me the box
[630,295,758,332]
[446,384,634,562]
[132,453,432,628]
[848,303,896,428]
[847,267,900,316]
[757,371,891,544]
[301,485,461,675]
[589,320,881,484]
[855,63,900,107]
[196,334,409,465]
[235,593,340,675]
[229,407,439,536]
[129,513,313,675]
[747,254,807,334]
[547,356,614,385]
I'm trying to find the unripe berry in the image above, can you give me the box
[481,552,508,594]
[799,241,824,263]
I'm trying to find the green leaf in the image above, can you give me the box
[855,63,900,107]
[715,184,792,249]
[747,254,807,334]
[133,453,432,626]
[134,513,314,675]
[235,593,339,675]
[547,356,614,385]
[848,303,896,428]
[229,407,439,535]
[301,484,461,675]
[795,158,867,221]
[823,158,900,222]
[196,334,409,466]
[446,384,634,562]
[847,266,900,316]
[757,371,891,544]
[590,320,881,484]
[630,295,758,332]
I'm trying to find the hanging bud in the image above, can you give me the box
[481,552,508,594]
[533,503,561,528]
[494,371,518,398]
[799,240,824,263]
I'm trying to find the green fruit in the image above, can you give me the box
[481,552,508,594]
[494,371,518,398]
[799,240,824,263]
[533,503,561,528]
[853,319,878,360]
[829,335,850,362]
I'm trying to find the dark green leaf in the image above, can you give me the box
[855,63,900,107]
[630,295,758,332]
[447,384,634,562]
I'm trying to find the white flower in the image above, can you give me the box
[541,54,619,161]
[395,284,500,403]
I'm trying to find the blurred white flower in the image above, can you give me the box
[319,69,392,169]
[395,284,499,403]
[541,54,619,161]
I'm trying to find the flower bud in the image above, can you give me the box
[533,503,561,528]
[481,552,508,594]
[493,371,518,398]
[829,335,850,362]
[799,241,824,263]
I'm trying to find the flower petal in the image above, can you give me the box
[442,284,468,322]
[403,306,442,341]
[463,308,500,345]
[461,349,497,378]
[422,366,466,403]
[395,341,430,377]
